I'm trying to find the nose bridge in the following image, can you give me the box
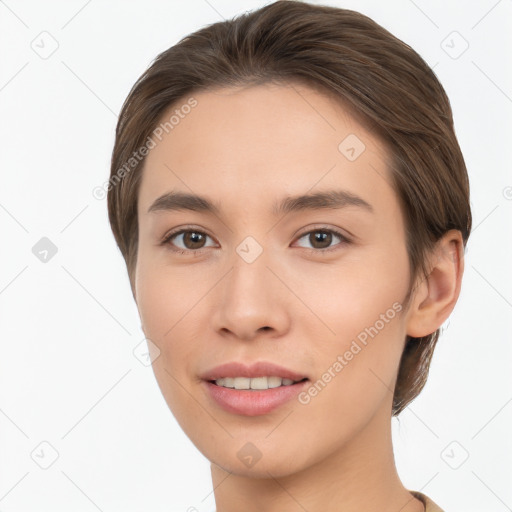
[212,233,290,339]
[227,236,273,309]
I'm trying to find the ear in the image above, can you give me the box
[406,230,465,338]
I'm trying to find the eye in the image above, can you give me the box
[161,226,351,256]
[161,228,216,254]
[293,227,351,253]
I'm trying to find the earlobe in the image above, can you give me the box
[406,230,465,338]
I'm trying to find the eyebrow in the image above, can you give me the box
[147,189,374,216]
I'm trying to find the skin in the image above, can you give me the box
[134,82,464,512]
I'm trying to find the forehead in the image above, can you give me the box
[137,82,396,219]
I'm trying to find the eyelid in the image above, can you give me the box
[294,223,353,241]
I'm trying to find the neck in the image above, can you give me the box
[210,405,424,512]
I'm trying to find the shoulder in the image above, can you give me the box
[410,490,445,512]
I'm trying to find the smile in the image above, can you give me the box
[213,376,306,390]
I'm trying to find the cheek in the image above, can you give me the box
[297,291,407,446]
[135,258,203,417]
[135,249,202,342]
[134,252,215,392]
[294,244,409,406]
[295,242,409,345]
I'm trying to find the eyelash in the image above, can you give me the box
[160,225,351,256]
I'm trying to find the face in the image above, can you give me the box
[135,83,414,477]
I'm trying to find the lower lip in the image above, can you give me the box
[203,380,309,416]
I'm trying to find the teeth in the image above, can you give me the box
[267,376,283,388]
[250,376,268,390]
[214,376,301,390]
[234,377,250,390]
[223,377,235,388]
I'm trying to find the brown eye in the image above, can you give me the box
[308,231,332,249]
[182,231,207,249]
[294,228,350,253]
[163,229,216,253]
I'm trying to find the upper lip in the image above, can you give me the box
[200,361,308,382]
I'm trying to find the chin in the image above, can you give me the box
[214,453,304,479]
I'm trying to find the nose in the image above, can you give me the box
[211,249,291,342]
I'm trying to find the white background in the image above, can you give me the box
[1,0,511,511]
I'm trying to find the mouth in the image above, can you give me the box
[209,376,309,390]
[203,377,310,416]
[199,360,309,383]
[200,361,310,415]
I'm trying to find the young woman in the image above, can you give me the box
[107,2,471,510]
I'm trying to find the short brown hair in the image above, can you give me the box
[107,0,472,415]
